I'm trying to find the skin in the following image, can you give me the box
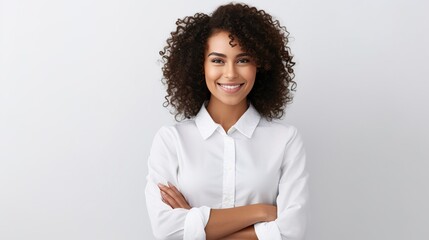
[204,31,257,132]
[158,183,277,240]
[158,31,277,239]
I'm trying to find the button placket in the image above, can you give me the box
[221,135,236,208]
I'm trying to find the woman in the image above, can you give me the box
[145,3,308,240]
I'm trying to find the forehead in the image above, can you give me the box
[205,31,244,53]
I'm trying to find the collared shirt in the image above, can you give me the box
[145,104,309,240]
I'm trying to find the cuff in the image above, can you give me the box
[183,206,211,240]
[254,221,282,240]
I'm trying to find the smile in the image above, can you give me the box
[217,83,245,93]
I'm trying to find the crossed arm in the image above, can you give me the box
[158,183,277,240]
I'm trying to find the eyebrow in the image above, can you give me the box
[207,52,251,58]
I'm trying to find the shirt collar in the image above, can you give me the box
[232,104,261,138]
[195,104,219,140]
[195,103,261,140]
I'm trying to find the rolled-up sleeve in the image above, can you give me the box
[145,127,211,240]
[254,128,309,240]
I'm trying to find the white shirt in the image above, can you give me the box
[145,104,309,240]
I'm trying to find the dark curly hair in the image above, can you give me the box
[160,2,296,120]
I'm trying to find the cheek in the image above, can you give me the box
[204,66,222,82]
[240,67,257,83]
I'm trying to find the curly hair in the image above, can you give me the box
[160,3,296,120]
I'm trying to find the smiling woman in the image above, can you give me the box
[145,3,308,240]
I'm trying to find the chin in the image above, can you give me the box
[218,98,247,107]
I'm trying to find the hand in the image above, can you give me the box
[158,182,191,210]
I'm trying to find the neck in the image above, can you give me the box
[206,98,248,132]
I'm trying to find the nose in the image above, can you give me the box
[224,63,238,80]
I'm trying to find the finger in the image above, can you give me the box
[159,184,183,203]
[159,183,191,209]
[167,183,191,209]
[160,189,180,208]
[161,194,173,208]
[161,196,172,208]
[166,183,189,209]
[158,184,179,208]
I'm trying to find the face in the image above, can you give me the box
[204,31,257,108]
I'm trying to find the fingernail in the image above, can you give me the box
[167,182,173,187]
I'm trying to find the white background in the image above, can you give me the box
[1,0,428,239]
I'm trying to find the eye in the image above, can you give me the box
[237,58,251,64]
[210,58,224,64]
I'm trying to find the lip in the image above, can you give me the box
[217,83,245,94]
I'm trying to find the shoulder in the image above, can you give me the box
[154,118,198,141]
[255,119,304,148]
[258,119,299,137]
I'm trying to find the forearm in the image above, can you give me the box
[158,183,276,239]
[220,225,258,240]
[205,204,265,240]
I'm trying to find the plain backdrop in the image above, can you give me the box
[1,0,428,239]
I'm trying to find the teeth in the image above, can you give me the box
[220,84,241,89]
